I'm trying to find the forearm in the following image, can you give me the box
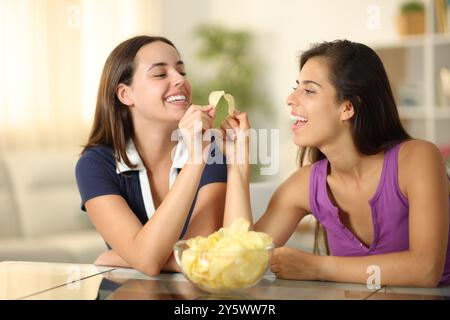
[223,164,252,227]
[94,250,130,268]
[318,251,441,287]
[95,250,180,273]
[132,163,205,274]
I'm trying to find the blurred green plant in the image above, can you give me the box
[400,1,425,14]
[190,24,271,128]
[190,25,274,181]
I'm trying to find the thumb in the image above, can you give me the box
[234,111,250,130]
[207,106,216,118]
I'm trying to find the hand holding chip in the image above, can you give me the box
[208,91,251,166]
[178,103,216,163]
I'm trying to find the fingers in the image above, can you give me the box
[179,104,215,132]
[219,116,238,141]
[225,116,240,132]
[233,111,250,130]
[269,259,280,275]
[269,252,281,276]
[200,104,214,112]
[219,112,250,132]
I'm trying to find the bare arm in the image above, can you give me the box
[87,163,205,275]
[220,112,253,227]
[93,182,226,272]
[88,105,223,276]
[322,141,448,287]
[273,141,449,287]
[219,109,311,238]
[254,166,312,246]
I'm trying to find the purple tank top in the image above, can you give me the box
[309,143,450,285]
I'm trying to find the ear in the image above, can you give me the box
[116,83,134,107]
[340,100,355,121]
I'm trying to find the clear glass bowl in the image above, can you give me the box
[173,240,274,294]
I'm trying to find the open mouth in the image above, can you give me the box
[165,94,188,105]
[290,114,308,130]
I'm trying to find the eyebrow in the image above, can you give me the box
[148,60,184,71]
[296,79,322,88]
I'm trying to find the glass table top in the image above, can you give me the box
[0,261,113,300]
[2,261,450,300]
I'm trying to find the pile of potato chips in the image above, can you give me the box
[180,218,273,291]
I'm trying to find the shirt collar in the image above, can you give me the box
[115,134,188,174]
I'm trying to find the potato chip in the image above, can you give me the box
[208,90,237,116]
[223,93,236,116]
[180,218,273,291]
[208,90,225,108]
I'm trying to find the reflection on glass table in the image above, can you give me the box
[26,270,382,300]
[0,261,114,300]
[2,262,450,300]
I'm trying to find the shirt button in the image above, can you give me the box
[359,243,363,247]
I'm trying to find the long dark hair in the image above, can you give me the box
[297,40,411,254]
[81,35,177,168]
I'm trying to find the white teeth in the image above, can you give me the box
[166,95,186,102]
[290,115,308,122]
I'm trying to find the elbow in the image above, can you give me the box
[415,277,440,288]
[134,260,164,277]
[413,262,444,288]
[417,273,442,288]
[143,267,161,277]
[137,264,162,277]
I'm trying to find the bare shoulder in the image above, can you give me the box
[399,139,445,169]
[286,164,313,186]
[272,164,313,212]
[398,139,449,195]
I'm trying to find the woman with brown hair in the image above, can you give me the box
[75,35,227,276]
[221,40,450,287]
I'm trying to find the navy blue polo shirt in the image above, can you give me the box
[75,138,227,239]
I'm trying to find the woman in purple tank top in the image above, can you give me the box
[219,40,450,287]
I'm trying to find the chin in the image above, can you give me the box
[293,136,309,147]
[168,108,187,119]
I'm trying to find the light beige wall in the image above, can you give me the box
[162,0,405,180]
[0,0,407,176]
[0,0,163,150]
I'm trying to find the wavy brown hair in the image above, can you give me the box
[297,40,411,255]
[81,36,177,168]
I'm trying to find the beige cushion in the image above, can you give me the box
[250,182,278,221]
[0,230,106,263]
[0,158,20,237]
[3,149,93,238]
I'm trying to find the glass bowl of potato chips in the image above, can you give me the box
[173,218,274,294]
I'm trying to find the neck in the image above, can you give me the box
[320,134,383,183]
[133,120,179,170]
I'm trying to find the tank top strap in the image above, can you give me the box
[309,158,331,220]
[374,141,408,205]
[382,142,403,181]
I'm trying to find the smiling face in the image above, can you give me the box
[117,41,192,125]
[286,56,350,148]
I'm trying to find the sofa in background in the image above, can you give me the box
[0,150,316,264]
[0,149,106,263]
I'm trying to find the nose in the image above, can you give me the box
[172,70,185,87]
[286,90,298,109]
